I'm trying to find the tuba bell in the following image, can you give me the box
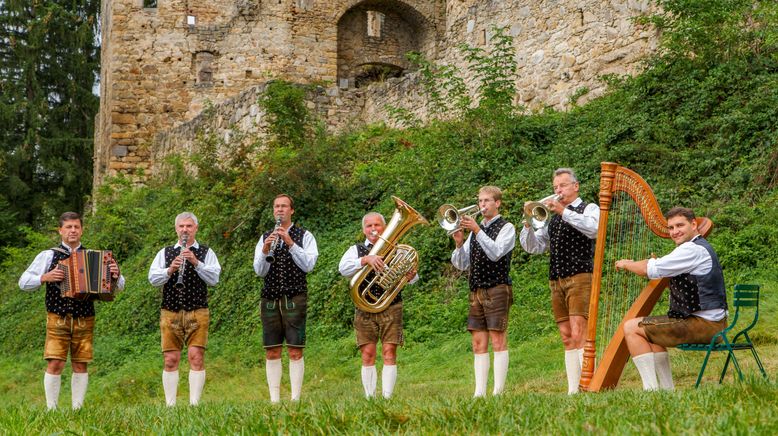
[437,204,483,235]
[349,196,429,313]
[523,194,561,230]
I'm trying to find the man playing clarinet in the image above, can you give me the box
[148,212,221,406]
[254,194,319,402]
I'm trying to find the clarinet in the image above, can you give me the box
[266,216,282,263]
[175,234,188,289]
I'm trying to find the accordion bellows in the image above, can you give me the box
[57,250,117,302]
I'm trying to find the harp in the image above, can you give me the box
[579,162,713,391]
[57,249,117,302]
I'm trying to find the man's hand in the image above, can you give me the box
[109,258,121,279]
[181,247,199,267]
[545,197,564,215]
[262,233,278,255]
[452,228,464,247]
[276,226,294,247]
[460,215,480,234]
[362,255,385,273]
[405,268,417,281]
[168,256,183,275]
[615,259,634,271]
[41,268,65,283]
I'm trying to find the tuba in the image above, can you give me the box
[349,196,429,313]
[436,204,483,235]
[522,194,561,231]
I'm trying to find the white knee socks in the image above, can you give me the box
[633,353,659,391]
[382,365,397,399]
[654,351,674,390]
[361,365,377,398]
[266,358,282,403]
[473,353,490,398]
[71,372,88,410]
[44,372,61,410]
[492,351,509,395]
[289,357,304,401]
[162,370,179,406]
[565,349,582,394]
[189,370,206,405]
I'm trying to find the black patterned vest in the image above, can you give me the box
[45,245,95,317]
[262,225,308,299]
[355,242,402,307]
[162,244,210,311]
[548,201,595,280]
[667,237,728,318]
[469,217,513,290]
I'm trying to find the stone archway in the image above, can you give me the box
[336,0,434,88]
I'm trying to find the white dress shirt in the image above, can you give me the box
[648,235,726,321]
[19,244,126,291]
[519,197,600,254]
[253,224,318,277]
[451,214,516,271]
[339,239,419,284]
[148,241,221,287]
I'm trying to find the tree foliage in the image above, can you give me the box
[0,0,100,249]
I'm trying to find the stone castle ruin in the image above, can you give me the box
[95,0,656,186]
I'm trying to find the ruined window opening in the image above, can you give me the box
[194,52,215,85]
[143,0,157,8]
[366,11,385,38]
[354,63,403,88]
[187,15,196,26]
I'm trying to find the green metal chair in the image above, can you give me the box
[677,284,768,387]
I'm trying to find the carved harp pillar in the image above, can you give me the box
[579,162,713,391]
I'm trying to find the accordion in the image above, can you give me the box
[57,249,117,302]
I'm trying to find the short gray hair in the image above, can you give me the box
[362,212,386,228]
[554,167,578,183]
[175,212,199,226]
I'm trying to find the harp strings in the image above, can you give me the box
[594,189,654,361]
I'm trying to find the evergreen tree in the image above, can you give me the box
[0,0,99,247]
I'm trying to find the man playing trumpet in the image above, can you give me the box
[339,212,418,399]
[450,186,516,397]
[253,194,319,403]
[519,168,599,394]
[148,212,222,406]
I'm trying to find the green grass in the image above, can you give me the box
[1,330,776,434]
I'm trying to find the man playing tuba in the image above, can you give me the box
[339,212,418,399]
[450,186,516,397]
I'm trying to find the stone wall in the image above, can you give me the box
[95,0,658,186]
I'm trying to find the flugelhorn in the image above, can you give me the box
[437,204,483,235]
[266,216,282,263]
[349,196,428,313]
[175,234,188,290]
[523,194,561,231]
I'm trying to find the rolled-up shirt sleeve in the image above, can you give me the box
[646,240,712,280]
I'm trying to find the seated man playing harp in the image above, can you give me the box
[519,168,599,394]
[616,207,728,391]
[451,186,515,398]
[338,212,417,399]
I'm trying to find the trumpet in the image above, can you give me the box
[437,204,484,235]
[523,194,561,231]
[175,234,188,290]
[266,216,282,264]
